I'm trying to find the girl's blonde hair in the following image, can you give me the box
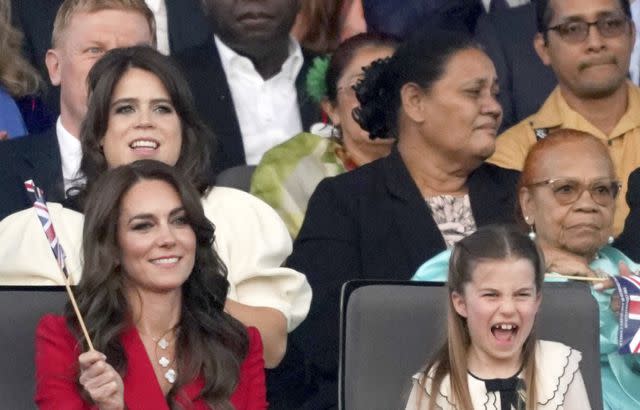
[0,0,42,97]
[418,225,544,410]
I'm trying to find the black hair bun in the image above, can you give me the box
[352,57,397,139]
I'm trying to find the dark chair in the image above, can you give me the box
[0,286,67,409]
[339,280,602,410]
[216,165,257,193]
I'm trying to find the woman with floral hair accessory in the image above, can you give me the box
[280,28,520,409]
[251,32,397,238]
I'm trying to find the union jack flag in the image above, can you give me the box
[612,274,640,354]
[24,180,70,279]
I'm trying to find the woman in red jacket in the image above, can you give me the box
[35,160,267,410]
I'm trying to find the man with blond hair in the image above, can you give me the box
[0,0,155,219]
[11,0,210,111]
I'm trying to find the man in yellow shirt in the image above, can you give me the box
[489,0,638,234]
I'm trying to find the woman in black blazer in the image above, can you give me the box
[270,29,520,409]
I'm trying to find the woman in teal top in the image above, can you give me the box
[251,33,397,238]
[414,129,640,410]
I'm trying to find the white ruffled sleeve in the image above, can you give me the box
[0,203,83,285]
[202,187,312,331]
[561,368,591,410]
[536,340,591,410]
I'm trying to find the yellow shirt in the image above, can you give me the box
[488,82,640,234]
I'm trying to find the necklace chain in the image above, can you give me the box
[140,330,177,384]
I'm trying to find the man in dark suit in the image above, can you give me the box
[173,0,319,172]
[0,0,155,220]
[363,0,484,38]
[474,2,557,131]
[615,167,640,260]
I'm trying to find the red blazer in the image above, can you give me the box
[34,315,267,410]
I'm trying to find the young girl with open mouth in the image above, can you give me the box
[405,225,591,409]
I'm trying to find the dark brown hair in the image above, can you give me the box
[296,0,341,53]
[68,160,247,409]
[75,46,213,204]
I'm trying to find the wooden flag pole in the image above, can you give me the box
[545,273,607,282]
[64,273,95,351]
[24,179,95,351]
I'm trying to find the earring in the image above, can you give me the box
[330,124,342,140]
[525,216,536,240]
[607,235,614,245]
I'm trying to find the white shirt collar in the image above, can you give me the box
[55,117,84,194]
[214,35,303,82]
[482,0,530,11]
[144,0,162,12]
[145,0,170,55]
[630,0,640,84]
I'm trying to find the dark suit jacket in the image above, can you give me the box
[0,128,64,220]
[269,149,520,409]
[364,0,483,38]
[474,3,557,132]
[615,167,640,260]
[10,0,211,115]
[173,39,319,172]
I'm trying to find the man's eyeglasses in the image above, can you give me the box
[547,14,630,44]
[526,177,621,206]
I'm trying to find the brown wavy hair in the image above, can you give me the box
[415,225,544,410]
[67,160,248,409]
[0,0,42,97]
[73,46,214,204]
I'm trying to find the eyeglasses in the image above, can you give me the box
[547,14,630,43]
[526,177,621,206]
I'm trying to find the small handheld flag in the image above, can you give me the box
[611,274,640,354]
[24,180,94,351]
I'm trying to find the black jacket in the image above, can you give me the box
[474,3,557,132]
[269,148,520,409]
[615,167,640,260]
[0,128,65,220]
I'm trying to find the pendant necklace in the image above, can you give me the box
[141,330,178,384]
[152,334,177,384]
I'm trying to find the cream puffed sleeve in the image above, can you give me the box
[202,187,312,332]
[0,203,83,285]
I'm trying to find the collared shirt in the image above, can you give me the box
[488,82,640,234]
[55,117,83,194]
[481,0,529,11]
[215,35,304,165]
[145,0,170,55]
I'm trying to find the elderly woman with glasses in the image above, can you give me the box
[415,129,640,410]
